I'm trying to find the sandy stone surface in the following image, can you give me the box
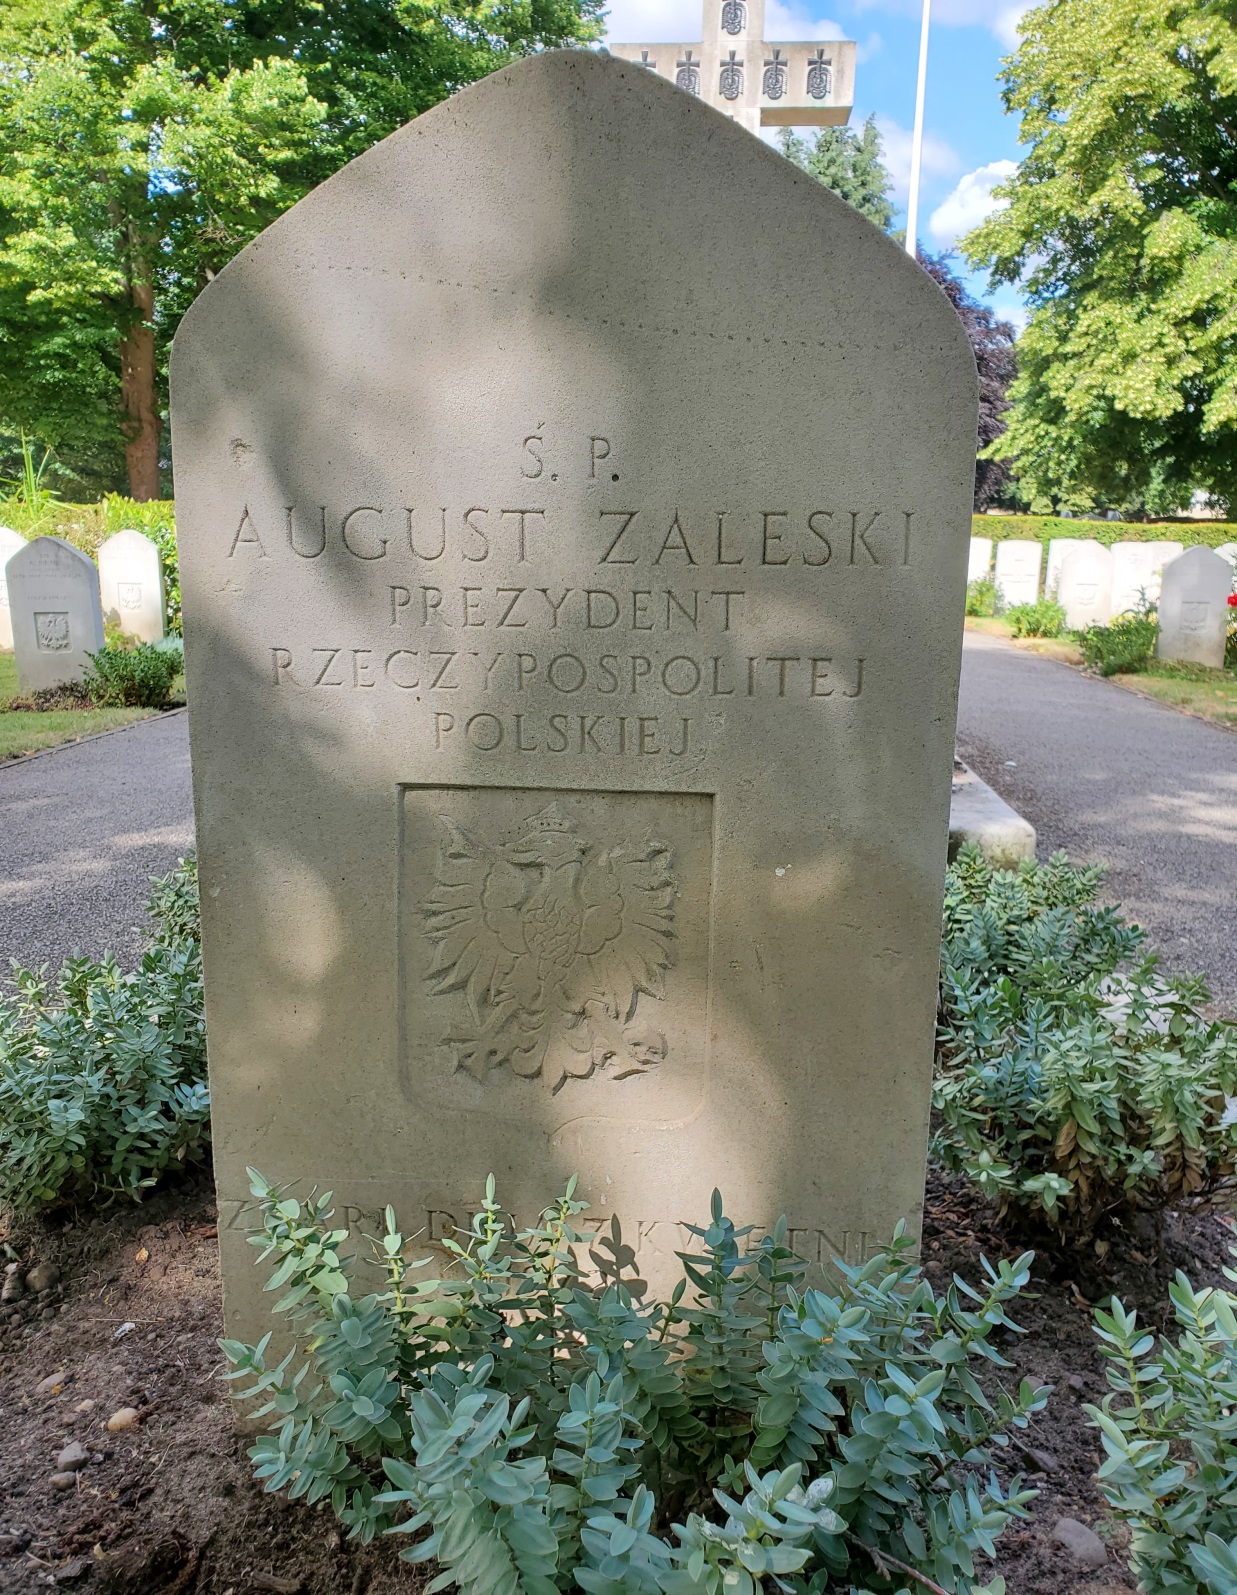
[170,49,977,1341]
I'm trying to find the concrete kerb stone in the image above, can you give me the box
[949,756,1036,867]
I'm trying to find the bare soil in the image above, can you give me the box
[2,1169,1233,1595]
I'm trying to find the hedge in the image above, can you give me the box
[971,514,1236,550]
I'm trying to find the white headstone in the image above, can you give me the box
[1215,542,1237,592]
[994,539,1042,607]
[968,537,992,582]
[1157,546,1232,667]
[0,525,25,650]
[98,527,166,642]
[7,536,105,692]
[1109,541,1184,617]
[1057,540,1114,630]
[1044,537,1072,598]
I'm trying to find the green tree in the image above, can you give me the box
[0,0,603,500]
[963,0,1237,514]
[778,114,895,231]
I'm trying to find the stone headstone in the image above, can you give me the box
[1044,536,1072,598]
[1109,541,1183,617]
[0,525,25,650]
[1216,542,1237,592]
[1157,546,1232,667]
[1057,540,1113,629]
[98,528,166,642]
[967,537,992,583]
[7,536,104,692]
[170,51,977,1342]
[994,539,1041,607]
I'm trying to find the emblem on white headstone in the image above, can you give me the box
[763,49,788,100]
[721,0,745,34]
[118,581,143,611]
[1182,601,1209,632]
[424,803,677,1093]
[35,612,71,651]
[676,50,701,94]
[806,48,832,99]
[719,50,744,100]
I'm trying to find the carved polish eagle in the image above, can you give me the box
[423,804,677,1092]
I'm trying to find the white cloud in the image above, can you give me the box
[994,298,1029,334]
[855,30,884,62]
[766,2,846,39]
[927,158,1016,244]
[874,114,960,202]
[993,5,1028,46]
[602,0,701,42]
[850,0,1030,46]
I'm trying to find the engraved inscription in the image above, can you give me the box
[423,803,677,1093]
[35,612,71,651]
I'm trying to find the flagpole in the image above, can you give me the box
[905,0,932,257]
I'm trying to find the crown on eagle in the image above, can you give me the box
[519,803,577,836]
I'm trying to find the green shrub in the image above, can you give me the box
[224,1172,1046,1595]
[1003,599,1066,638]
[0,857,207,1210]
[966,577,999,617]
[1089,1265,1237,1594]
[933,847,1237,1245]
[1077,612,1159,676]
[83,642,180,708]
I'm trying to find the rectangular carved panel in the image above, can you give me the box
[400,786,713,1130]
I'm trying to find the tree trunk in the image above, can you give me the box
[120,278,160,501]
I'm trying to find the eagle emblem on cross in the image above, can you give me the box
[423,804,678,1093]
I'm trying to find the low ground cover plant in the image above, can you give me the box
[934,847,1237,1246]
[1003,599,1066,638]
[83,641,181,709]
[0,857,207,1210]
[1089,1262,1237,1594]
[225,1172,1046,1595]
[1077,611,1159,677]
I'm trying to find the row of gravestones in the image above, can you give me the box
[0,528,165,691]
[970,535,1237,667]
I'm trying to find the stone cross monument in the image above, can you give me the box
[609,0,855,137]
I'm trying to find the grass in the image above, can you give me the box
[963,615,1084,663]
[1115,664,1237,728]
[0,650,157,761]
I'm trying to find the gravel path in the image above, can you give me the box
[957,632,1237,1013]
[0,711,194,975]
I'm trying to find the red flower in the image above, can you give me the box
[1229,593,1237,607]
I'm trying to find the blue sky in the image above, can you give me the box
[601,0,1028,328]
